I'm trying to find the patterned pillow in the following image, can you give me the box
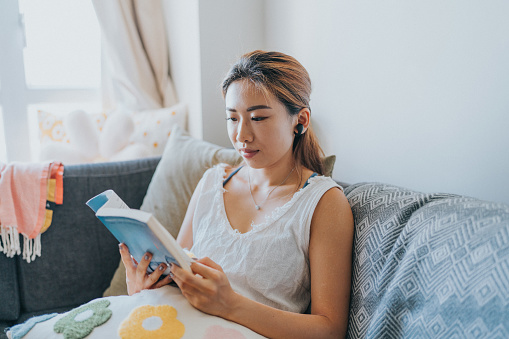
[38,103,186,162]
[38,109,107,145]
[128,103,186,156]
[344,182,509,338]
[6,286,264,338]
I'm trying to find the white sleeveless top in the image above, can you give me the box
[190,164,342,313]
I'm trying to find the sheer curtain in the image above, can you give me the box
[92,0,177,111]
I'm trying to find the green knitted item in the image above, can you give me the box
[53,299,112,339]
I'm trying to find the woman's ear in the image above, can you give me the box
[296,108,311,133]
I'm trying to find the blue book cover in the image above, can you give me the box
[86,190,193,275]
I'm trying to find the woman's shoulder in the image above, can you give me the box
[301,168,342,192]
[220,163,245,179]
[312,176,350,220]
[201,163,243,182]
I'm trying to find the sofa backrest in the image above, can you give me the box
[344,182,509,338]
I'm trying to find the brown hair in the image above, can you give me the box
[221,50,325,175]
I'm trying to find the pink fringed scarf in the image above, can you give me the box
[0,162,64,262]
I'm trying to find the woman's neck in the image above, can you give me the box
[247,161,300,189]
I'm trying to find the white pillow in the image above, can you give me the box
[38,109,108,164]
[129,103,187,156]
[38,103,187,163]
[99,110,134,159]
[38,109,107,146]
[11,286,264,338]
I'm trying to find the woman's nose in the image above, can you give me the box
[236,120,253,143]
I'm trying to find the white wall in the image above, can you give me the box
[198,0,266,147]
[162,0,265,146]
[265,0,509,204]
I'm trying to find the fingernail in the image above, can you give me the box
[158,264,165,271]
[144,255,149,261]
[118,244,123,250]
[169,272,174,278]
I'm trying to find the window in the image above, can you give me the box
[0,0,101,162]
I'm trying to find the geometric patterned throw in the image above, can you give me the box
[344,182,509,338]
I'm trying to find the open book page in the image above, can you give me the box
[101,190,129,210]
[86,189,128,213]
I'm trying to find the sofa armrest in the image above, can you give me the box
[15,157,160,314]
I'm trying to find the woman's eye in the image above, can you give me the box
[251,117,266,121]
[225,117,237,122]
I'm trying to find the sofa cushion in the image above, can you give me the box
[141,125,242,239]
[345,182,509,338]
[0,255,19,321]
[17,157,159,314]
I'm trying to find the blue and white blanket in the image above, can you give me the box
[345,183,509,338]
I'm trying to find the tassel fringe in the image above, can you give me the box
[0,226,41,263]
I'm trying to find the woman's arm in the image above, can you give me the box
[171,187,354,338]
[307,187,354,336]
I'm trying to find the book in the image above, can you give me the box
[86,189,193,275]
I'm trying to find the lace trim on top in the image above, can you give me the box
[212,164,339,236]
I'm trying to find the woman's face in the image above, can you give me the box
[225,80,297,169]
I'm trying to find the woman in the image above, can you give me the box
[119,50,354,338]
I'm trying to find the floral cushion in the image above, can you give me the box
[7,286,263,339]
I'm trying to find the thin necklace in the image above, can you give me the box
[247,166,296,211]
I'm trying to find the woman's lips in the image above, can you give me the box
[239,148,259,159]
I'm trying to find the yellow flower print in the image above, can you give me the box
[51,122,66,141]
[118,305,185,339]
[42,114,56,130]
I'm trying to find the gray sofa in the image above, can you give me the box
[1,157,508,338]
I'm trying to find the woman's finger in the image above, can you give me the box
[171,264,204,289]
[196,257,224,272]
[153,275,173,289]
[190,261,222,281]
[136,252,152,282]
[171,269,201,297]
[119,243,136,273]
[144,263,167,289]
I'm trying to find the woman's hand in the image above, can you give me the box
[170,257,239,318]
[118,243,172,295]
